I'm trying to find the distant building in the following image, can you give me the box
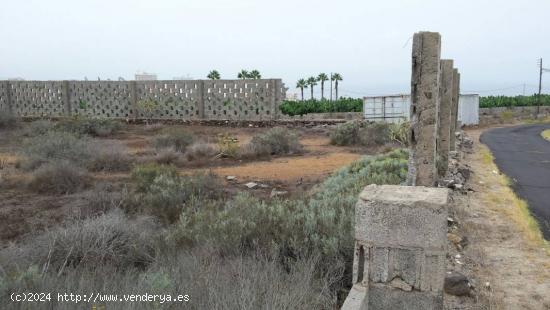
[135,72,157,81]
[285,92,299,101]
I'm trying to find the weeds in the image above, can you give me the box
[27,161,90,194]
[54,118,122,137]
[185,142,218,161]
[153,128,194,153]
[88,144,133,172]
[247,127,303,157]
[20,131,93,170]
[0,111,19,130]
[130,163,178,192]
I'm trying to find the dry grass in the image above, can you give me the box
[184,141,218,161]
[0,209,158,271]
[479,146,549,252]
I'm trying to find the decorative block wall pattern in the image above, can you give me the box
[0,82,9,112]
[136,80,202,120]
[0,79,286,121]
[9,81,66,117]
[70,81,132,118]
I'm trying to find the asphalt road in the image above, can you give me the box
[480,123,550,240]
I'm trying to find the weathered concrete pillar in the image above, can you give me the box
[342,185,449,310]
[3,81,12,114]
[129,81,138,119]
[449,70,460,151]
[436,60,454,177]
[62,81,71,117]
[407,32,442,186]
[198,80,205,120]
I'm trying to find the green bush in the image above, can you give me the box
[130,163,178,192]
[54,118,122,137]
[140,172,223,224]
[330,121,409,147]
[153,128,194,153]
[247,127,303,156]
[27,161,90,194]
[171,149,408,259]
[479,94,550,108]
[280,98,363,116]
[329,121,361,145]
[21,131,93,170]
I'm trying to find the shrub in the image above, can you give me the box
[1,209,158,271]
[330,121,404,147]
[130,163,178,192]
[280,98,363,116]
[185,142,218,161]
[0,111,18,130]
[358,122,391,147]
[20,131,93,170]
[153,128,194,153]
[329,121,361,145]
[216,134,239,158]
[24,119,54,136]
[85,183,128,215]
[28,161,90,194]
[479,94,550,108]
[88,144,133,172]
[140,172,223,223]
[388,121,410,146]
[153,147,182,165]
[247,127,302,157]
[54,118,122,137]
[171,149,408,258]
[0,248,340,310]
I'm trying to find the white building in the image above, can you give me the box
[135,72,157,81]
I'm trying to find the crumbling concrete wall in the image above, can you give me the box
[342,185,449,310]
[437,60,454,177]
[0,79,286,121]
[407,32,442,186]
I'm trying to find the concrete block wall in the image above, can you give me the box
[343,185,449,310]
[0,79,286,121]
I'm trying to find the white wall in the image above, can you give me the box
[363,94,479,125]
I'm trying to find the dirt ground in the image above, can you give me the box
[450,127,550,310]
[0,123,370,245]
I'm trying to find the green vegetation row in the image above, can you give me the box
[480,94,550,108]
[280,98,363,116]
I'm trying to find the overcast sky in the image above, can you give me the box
[1,0,549,97]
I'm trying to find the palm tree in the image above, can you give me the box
[207,70,221,80]
[317,73,328,100]
[331,73,342,100]
[306,77,317,100]
[249,70,261,79]
[238,70,249,79]
[296,79,307,101]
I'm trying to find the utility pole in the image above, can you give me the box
[538,58,543,116]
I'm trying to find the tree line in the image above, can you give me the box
[207,69,261,80]
[296,73,343,101]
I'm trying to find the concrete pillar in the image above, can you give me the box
[342,185,449,310]
[129,81,138,119]
[449,70,460,151]
[198,80,205,120]
[62,81,71,117]
[436,60,454,178]
[3,81,12,114]
[407,32,442,186]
